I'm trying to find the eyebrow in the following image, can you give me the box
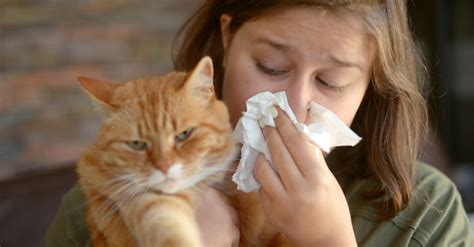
[253,37,363,71]
[329,55,363,71]
[254,37,291,52]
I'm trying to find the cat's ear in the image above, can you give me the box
[184,56,215,100]
[77,76,120,110]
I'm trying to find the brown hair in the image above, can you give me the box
[172,0,429,218]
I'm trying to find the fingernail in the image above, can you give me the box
[258,118,266,128]
[269,106,278,119]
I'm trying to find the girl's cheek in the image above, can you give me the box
[222,92,245,128]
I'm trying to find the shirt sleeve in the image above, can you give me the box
[45,184,91,247]
[408,163,473,246]
[347,162,473,247]
[416,183,473,246]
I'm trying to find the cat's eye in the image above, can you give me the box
[175,128,195,143]
[126,140,148,151]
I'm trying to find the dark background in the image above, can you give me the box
[1,0,473,246]
[408,0,474,215]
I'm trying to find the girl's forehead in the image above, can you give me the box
[240,7,374,69]
[252,5,365,31]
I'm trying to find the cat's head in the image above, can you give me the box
[78,57,236,194]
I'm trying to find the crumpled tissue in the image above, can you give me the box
[232,91,362,192]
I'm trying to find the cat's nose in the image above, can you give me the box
[155,160,173,174]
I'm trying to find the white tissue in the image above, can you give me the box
[232,91,361,192]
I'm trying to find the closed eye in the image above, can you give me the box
[256,62,289,76]
[316,77,345,93]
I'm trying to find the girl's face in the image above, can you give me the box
[220,7,375,127]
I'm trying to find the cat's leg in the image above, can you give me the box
[120,192,202,247]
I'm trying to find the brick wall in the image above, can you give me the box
[0,0,201,180]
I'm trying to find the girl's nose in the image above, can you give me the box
[285,74,314,124]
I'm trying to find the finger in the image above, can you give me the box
[254,153,285,198]
[258,188,272,216]
[259,187,273,209]
[258,189,281,229]
[273,106,326,175]
[261,125,303,190]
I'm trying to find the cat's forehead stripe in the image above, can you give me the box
[150,95,158,131]
[136,118,143,138]
[200,122,222,133]
[142,99,154,130]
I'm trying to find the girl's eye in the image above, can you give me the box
[175,127,195,143]
[316,77,345,93]
[126,140,148,151]
[256,62,289,76]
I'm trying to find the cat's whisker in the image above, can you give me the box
[86,175,140,210]
[87,174,146,218]
[96,178,147,227]
[122,182,148,216]
[113,178,148,217]
[108,181,137,202]
[77,64,239,245]
[82,182,139,213]
[92,181,135,220]
[80,173,138,190]
[65,175,136,216]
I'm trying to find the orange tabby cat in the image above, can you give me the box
[77,57,236,247]
[230,176,291,247]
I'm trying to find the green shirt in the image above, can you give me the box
[45,162,473,246]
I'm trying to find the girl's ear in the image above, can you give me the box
[77,76,120,110]
[184,56,215,101]
[220,14,232,51]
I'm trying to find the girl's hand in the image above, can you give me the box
[254,107,357,246]
[195,187,240,247]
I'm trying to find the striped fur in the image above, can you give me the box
[77,57,236,247]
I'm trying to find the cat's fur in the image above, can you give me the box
[231,184,291,246]
[77,57,236,247]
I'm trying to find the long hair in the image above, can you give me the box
[172,0,429,218]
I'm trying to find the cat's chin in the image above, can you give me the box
[151,188,179,194]
[150,180,187,194]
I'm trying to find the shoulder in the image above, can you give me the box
[45,184,91,247]
[395,162,473,246]
[411,161,458,208]
[414,161,454,190]
[347,162,473,246]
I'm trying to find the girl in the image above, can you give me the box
[47,0,473,246]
